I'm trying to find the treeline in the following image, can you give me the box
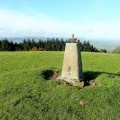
[0,38,107,52]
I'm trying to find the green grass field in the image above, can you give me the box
[0,51,120,120]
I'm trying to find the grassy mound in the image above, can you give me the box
[0,51,120,120]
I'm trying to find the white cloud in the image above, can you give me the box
[0,8,120,40]
[0,8,61,37]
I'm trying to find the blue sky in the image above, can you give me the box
[0,0,120,40]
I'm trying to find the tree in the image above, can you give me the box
[100,49,107,53]
[112,46,120,54]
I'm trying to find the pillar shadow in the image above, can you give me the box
[41,70,54,80]
[83,71,120,86]
[41,69,60,80]
[83,71,101,86]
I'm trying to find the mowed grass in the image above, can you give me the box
[0,51,120,120]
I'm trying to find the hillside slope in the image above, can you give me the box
[0,52,120,120]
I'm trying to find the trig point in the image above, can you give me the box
[59,34,83,83]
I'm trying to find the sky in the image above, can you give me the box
[0,0,120,40]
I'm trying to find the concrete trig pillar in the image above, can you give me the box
[60,34,83,83]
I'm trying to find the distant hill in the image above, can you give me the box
[85,39,120,51]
